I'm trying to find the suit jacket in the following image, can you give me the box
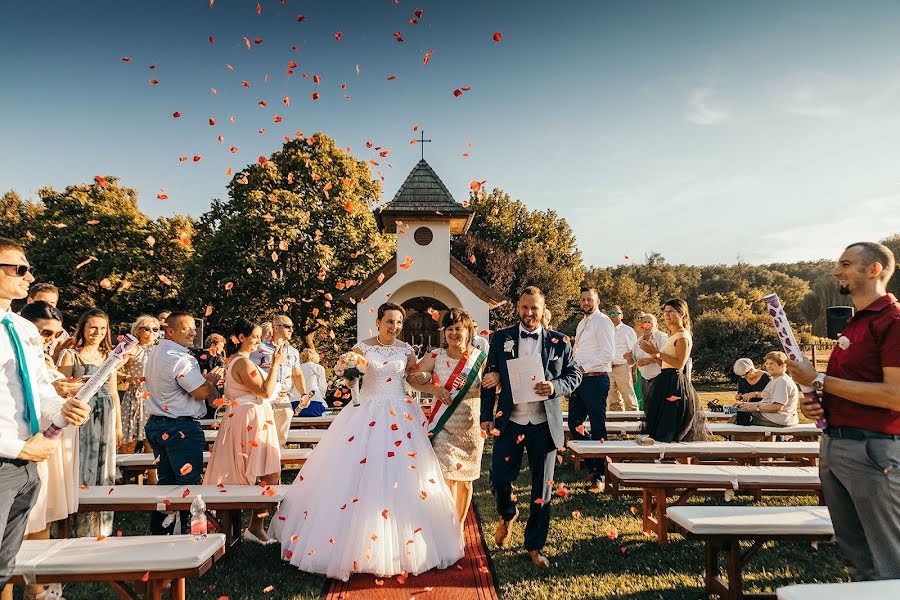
[480,325,582,450]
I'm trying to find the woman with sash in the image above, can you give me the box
[407,308,486,528]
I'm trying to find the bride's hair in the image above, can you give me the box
[377,302,406,320]
[227,318,261,354]
[441,308,475,348]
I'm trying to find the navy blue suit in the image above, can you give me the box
[480,326,581,551]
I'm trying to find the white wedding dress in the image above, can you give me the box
[270,342,465,581]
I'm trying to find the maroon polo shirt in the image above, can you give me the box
[823,293,900,433]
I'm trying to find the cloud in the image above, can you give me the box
[685,85,732,125]
[784,85,847,118]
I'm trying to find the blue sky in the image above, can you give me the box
[2,0,900,266]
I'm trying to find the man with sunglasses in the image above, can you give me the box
[0,238,90,587]
[607,305,639,412]
[251,315,307,446]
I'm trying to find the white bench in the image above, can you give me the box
[204,428,324,446]
[564,421,822,441]
[199,414,336,429]
[607,463,822,546]
[667,506,834,600]
[77,484,287,549]
[563,410,733,422]
[116,448,312,483]
[777,580,900,600]
[10,534,225,600]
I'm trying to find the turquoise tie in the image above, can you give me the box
[2,314,39,436]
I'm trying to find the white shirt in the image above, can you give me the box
[510,325,548,426]
[1,309,64,458]
[759,374,800,426]
[574,310,615,373]
[612,323,637,366]
[632,330,669,380]
[144,339,208,419]
[299,362,328,405]
[251,340,302,395]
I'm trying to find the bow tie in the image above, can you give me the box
[520,331,539,340]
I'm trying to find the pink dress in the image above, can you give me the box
[203,357,281,485]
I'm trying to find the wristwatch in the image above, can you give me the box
[655,352,661,359]
[811,373,826,393]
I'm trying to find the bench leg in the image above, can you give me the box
[641,488,652,534]
[109,580,139,600]
[724,539,743,600]
[168,578,186,600]
[655,488,668,547]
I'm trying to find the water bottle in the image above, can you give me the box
[190,494,207,539]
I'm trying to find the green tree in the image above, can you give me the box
[0,190,42,241]
[692,309,781,382]
[186,134,393,354]
[881,234,900,299]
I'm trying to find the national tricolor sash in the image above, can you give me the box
[427,349,487,439]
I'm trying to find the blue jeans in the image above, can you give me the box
[144,417,204,535]
[0,459,39,587]
[568,374,610,479]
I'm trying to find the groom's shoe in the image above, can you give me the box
[494,511,518,547]
[528,550,551,569]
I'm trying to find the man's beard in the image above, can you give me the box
[839,285,851,295]
[582,306,595,314]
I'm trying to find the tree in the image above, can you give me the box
[0,190,42,241]
[185,133,394,355]
[881,234,900,299]
[692,309,781,382]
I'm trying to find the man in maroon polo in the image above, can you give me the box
[788,241,900,581]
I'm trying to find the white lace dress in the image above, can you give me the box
[270,342,465,581]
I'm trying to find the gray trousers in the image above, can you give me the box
[0,460,40,587]
[820,434,900,580]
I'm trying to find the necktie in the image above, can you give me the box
[2,314,39,435]
[520,331,539,340]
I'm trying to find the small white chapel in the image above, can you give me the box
[353,159,507,348]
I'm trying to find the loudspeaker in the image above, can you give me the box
[826,306,854,339]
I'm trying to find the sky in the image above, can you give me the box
[2,0,900,267]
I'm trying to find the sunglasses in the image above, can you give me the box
[140,326,160,332]
[1,264,35,277]
[39,329,64,339]
[609,311,622,316]
[276,324,293,329]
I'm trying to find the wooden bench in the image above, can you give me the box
[10,534,225,600]
[199,415,336,429]
[607,463,822,546]
[204,428,324,447]
[116,448,312,484]
[777,580,900,600]
[667,506,833,600]
[76,485,287,549]
[563,421,822,441]
[563,410,733,422]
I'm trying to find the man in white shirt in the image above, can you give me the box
[570,287,616,492]
[251,315,306,446]
[144,311,222,535]
[1,238,89,586]
[608,305,639,411]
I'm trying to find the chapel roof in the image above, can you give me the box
[375,159,474,234]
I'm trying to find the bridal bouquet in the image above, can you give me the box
[335,352,367,406]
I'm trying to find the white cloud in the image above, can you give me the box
[685,85,732,125]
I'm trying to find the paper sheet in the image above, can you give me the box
[507,353,546,405]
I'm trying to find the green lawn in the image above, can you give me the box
[17,384,848,599]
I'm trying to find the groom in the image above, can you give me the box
[481,286,582,568]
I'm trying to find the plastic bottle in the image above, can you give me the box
[190,494,207,538]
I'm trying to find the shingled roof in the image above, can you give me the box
[375,159,474,234]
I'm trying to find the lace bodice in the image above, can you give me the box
[355,342,413,406]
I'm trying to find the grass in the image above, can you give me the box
[17,385,847,599]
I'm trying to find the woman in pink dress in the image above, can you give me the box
[204,318,283,544]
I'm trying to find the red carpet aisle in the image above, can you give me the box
[324,506,499,599]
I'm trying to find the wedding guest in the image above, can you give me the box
[260,321,273,345]
[298,348,328,417]
[608,305,639,411]
[0,238,89,589]
[541,308,552,330]
[25,283,70,360]
[3,301,83,600]
[481,287,581,569]
[204,319,282,544]
[569,287,615,493]
[194,333,226,418]
[638,299,706,443]
[736,351,799,426]
[788,241,900,581]
[627,313,668,401]
[119,316,158,458]
[156,310,171,340]
[734,358,771,403]
[251,315,306,446]
[407,308,485,530]
[144,311,221,535]
[57,308,121,537]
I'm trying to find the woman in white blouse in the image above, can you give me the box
[297,348,328,416]
[735,351,799,427]
[626,313,668,401]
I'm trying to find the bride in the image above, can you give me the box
[270,302,465,581]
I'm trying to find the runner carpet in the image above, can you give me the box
[323,505,499,599]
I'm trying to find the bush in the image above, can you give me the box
[692,310,781,382]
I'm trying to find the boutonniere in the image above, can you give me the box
[550,337,559,344]
[503,338,515,354]
[837,335,851,350]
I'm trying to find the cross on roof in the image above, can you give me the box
[416,130,431,160]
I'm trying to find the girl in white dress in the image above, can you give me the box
[270,303,464,581]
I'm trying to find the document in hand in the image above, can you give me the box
[507,353,547,405]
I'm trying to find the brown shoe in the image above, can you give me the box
[494,510,518,547]
[588,480,605,494]
[528,550,551,569]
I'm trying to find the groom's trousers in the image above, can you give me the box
[490,420,556,552]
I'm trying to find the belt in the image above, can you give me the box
[149,415,196,422]
[0,457,30,467]
[583,371,609,377]
[825,426,900,441]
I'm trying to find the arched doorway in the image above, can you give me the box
[401,296,449,355]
